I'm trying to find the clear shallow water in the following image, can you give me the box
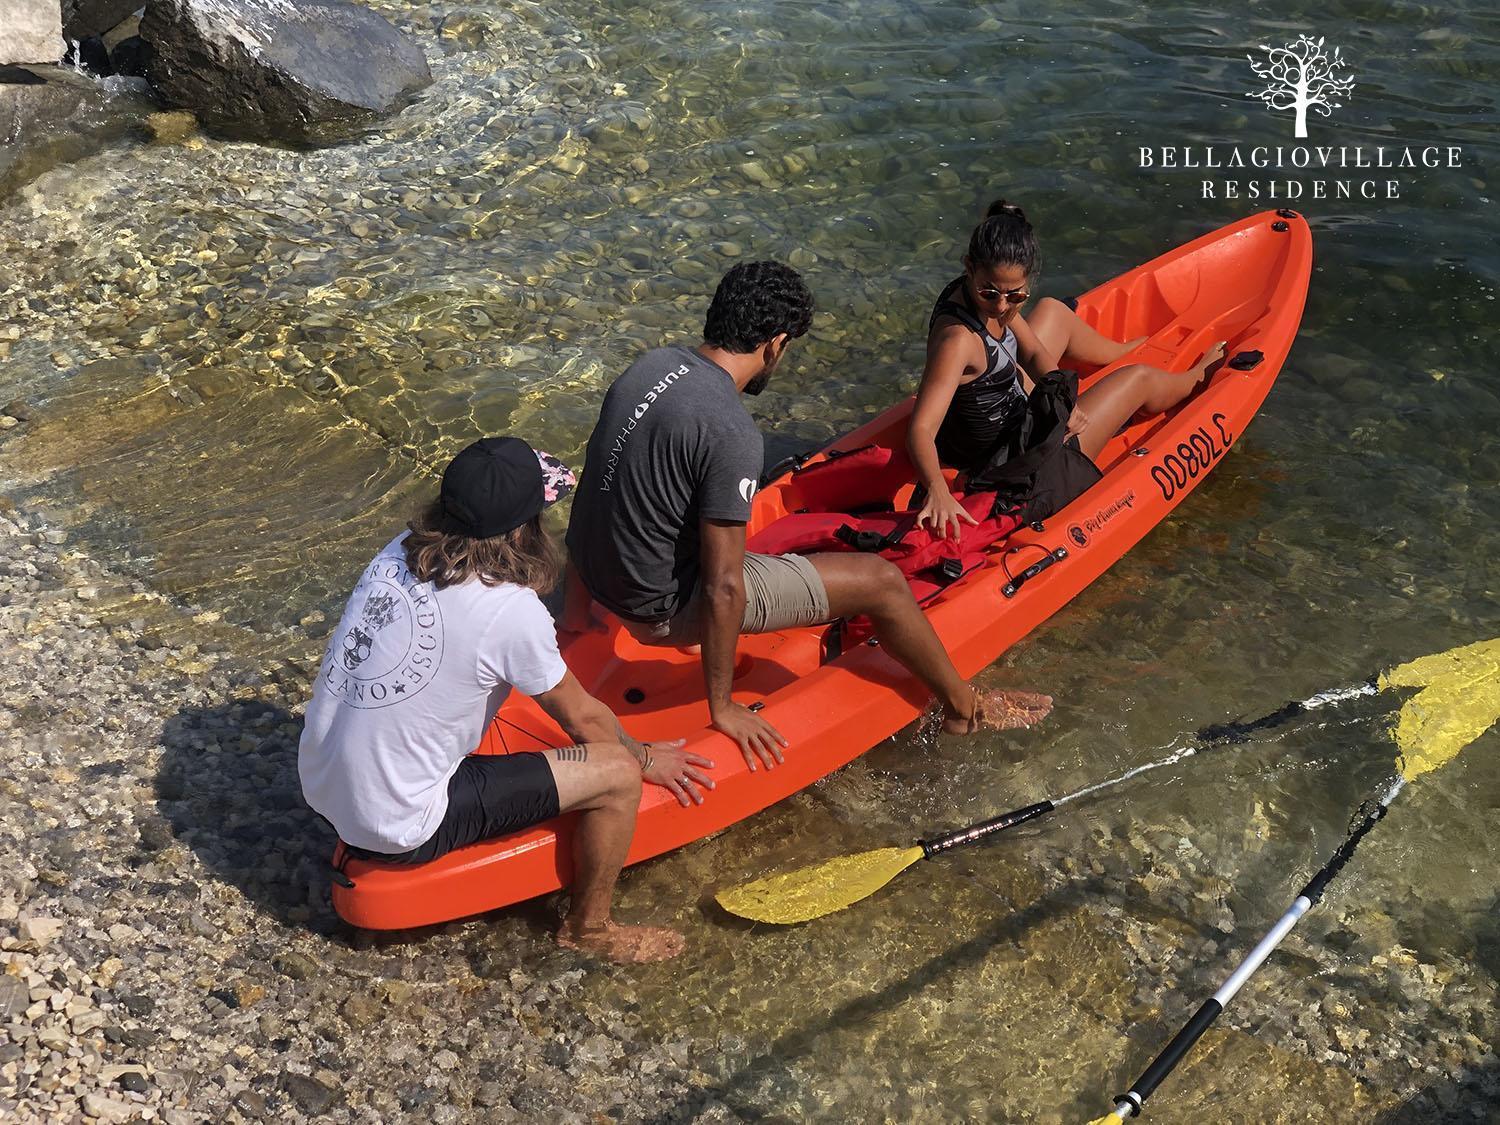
[2,0,1498,1120]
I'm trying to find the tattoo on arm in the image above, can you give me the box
[614,720,648,768]
[555,745,589,763]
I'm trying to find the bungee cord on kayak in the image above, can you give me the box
[1084,636,1500,1123]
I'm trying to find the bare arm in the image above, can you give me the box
[908,325,973,491]
[532,670,716,806]
[699,517,787,769]
[532,670,646,758]
[907,325,983,539]
[1010,313,1057,383]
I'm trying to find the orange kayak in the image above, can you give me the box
[332,209,1313,930]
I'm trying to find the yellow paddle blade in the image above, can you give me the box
[716,845,925,924]
[1379,636,1500,781]
[1084,1117,1123,1125]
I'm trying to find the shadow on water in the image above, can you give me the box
[1377,1056,1500,1124]
[649,875,1117,1125]
[1475,891,1500,988]
[1375,891,1500,1123]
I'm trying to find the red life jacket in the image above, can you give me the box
[749,447,1024,598]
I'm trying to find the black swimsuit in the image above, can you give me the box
[929,277,1028,470]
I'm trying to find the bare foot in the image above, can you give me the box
[940,687,1054,735]
[556,920,686,964]
[1119,334,1149,357]
[1187,340,1228,386]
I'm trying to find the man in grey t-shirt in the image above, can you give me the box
[568,262,1051,767]
[566,343,765,624]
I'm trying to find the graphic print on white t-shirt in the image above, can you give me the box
[321,553,445,710]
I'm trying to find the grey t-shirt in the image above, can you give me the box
[567,345,763,622]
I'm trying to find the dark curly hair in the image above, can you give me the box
[702,261,814,353]
[966,199,1041,277]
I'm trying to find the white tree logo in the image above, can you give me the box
[1247,35,1355,139]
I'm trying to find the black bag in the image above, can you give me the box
[966,369,1102,523]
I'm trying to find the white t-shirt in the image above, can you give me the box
[298,535,568,853]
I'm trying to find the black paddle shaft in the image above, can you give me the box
[919,800,1055,857]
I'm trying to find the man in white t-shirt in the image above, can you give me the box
[299,437,713,963]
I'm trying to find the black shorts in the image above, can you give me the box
[351,752,561,865]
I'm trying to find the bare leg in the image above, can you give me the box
[807,554,1051,734]
[546,744,684,963]
[1027,297,1147,368]
[1073,342,1228,462]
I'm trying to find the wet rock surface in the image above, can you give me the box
[62,0,144,44]
[0,65,158,197]
[1,485,1495,1122]
[140,0,434,144]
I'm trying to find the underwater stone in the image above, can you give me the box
[140,0,433,144]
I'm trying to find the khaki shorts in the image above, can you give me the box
[624,553,831,646]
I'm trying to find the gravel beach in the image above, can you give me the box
[0,488,731,1124]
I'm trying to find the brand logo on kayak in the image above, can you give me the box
[1134,35,1464,202]
[1248,35,1354,139]
[322,556,444,709]
[1068,491,1137,548]
[1152,415,1234,502]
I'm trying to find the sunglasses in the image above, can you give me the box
[976,286,1030,306]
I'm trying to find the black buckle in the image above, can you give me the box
[936,557,965,584]
[835,524,888,552]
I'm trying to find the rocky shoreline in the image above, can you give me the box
[0,487,727,1123]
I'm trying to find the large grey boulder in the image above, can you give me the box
[1,0,64,65]
[139,0,431,144]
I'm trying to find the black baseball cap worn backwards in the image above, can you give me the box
[439,437,575,539]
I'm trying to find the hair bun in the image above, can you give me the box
[985,199,1027,224]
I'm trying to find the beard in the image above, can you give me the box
[743,349,782,397]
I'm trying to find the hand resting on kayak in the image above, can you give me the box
[640,739,717,806]
[701,519,791,772]
[534,672,716,805]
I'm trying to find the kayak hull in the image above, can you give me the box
[332,210,1313,930]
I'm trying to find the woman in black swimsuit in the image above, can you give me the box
[908,200,1226,539]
